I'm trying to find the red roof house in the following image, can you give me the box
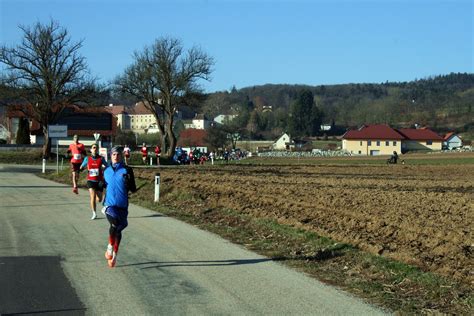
[342,124,443,155]
[343,124,405,140]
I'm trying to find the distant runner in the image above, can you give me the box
[140,143,148,165]
[123,144,131,165]
[80,144,108,220]
[67,135,87,194]
[103,146,137,268]
[154,144,161,165]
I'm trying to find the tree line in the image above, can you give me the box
[202,73,474,140]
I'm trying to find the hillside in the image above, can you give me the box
[202,73,474,139]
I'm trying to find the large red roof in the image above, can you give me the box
[343,124,443,141]
[397,128,443,141]
[343,124,405,140]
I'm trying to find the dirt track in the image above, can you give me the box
[136,162,474,284]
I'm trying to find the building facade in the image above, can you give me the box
[342,124,443,155]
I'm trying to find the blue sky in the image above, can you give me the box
[0,0,472,93]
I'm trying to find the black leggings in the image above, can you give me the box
[106,213,128,243]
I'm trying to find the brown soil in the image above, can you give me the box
[135,163,474,285]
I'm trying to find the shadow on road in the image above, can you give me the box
[120,249,346,269]
[128,214,165,219]
[2,202,84,208]
[0,256,85,315]
[0,185,68,188]
[119,258,274,269]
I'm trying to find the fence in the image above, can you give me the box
[257,150,351,158]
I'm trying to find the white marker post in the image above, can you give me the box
[56,141,59,174]
[42,158,46,173]
[150,156,153,166]
[154,173,160,202]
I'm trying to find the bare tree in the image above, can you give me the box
[0,20,94,157]
[115,37,214,157]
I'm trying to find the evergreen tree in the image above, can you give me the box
[288,89,314,137]
[310,103,324,135]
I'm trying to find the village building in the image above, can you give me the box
[5,104,116,146]
[272,133,292,150]
[342,124,443,155]
[106,102,162,134]
[397,127,444,152]
[443,132,463,150]
[183,114,210,130]
[214,114,238,125]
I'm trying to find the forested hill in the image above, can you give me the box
[202,73,474,135]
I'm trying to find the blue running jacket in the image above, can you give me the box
[103,162,137,209]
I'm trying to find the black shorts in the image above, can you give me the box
[87,180,104,192]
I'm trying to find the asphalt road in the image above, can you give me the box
[0,164,387,315]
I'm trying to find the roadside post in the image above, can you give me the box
[154,173,160,202]
[48,125,68,174]
[150,156,153,166]
[42,158,46,173]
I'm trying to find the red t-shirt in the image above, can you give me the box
[155,146,161,156]
[141,146,148,157]
[69,143,86,163]
[86,156,104,181]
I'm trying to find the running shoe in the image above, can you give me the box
[105,244,113,260]
[91,211,97,220]
[101,206,107,215]
[72,187,78,194]
[108,251,117,268]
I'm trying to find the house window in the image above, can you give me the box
[426,140,432,145]
[376,141,380,146]
[360,141,362,146]
[393,141,397,146]
[368,140,372,146]
[358,150,361,154]
[385,141,389,146]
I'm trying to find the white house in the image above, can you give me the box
[273,133,291,150]
[184,114,210,130]
[214,114,238,125]
[0,124,10,142]
[444,132,462,150]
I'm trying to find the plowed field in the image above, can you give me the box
[136,162,474,284]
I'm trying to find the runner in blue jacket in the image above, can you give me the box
[103,146,137,268]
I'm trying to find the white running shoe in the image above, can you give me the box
[91,211,97,220]
[105,244,113,260]
[101,206,107,215]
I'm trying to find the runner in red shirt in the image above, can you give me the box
[123,144,131,165]
[140,143,148,164]
[67,135,86,194]
[154,145,161,165]
[80,143,108,219]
